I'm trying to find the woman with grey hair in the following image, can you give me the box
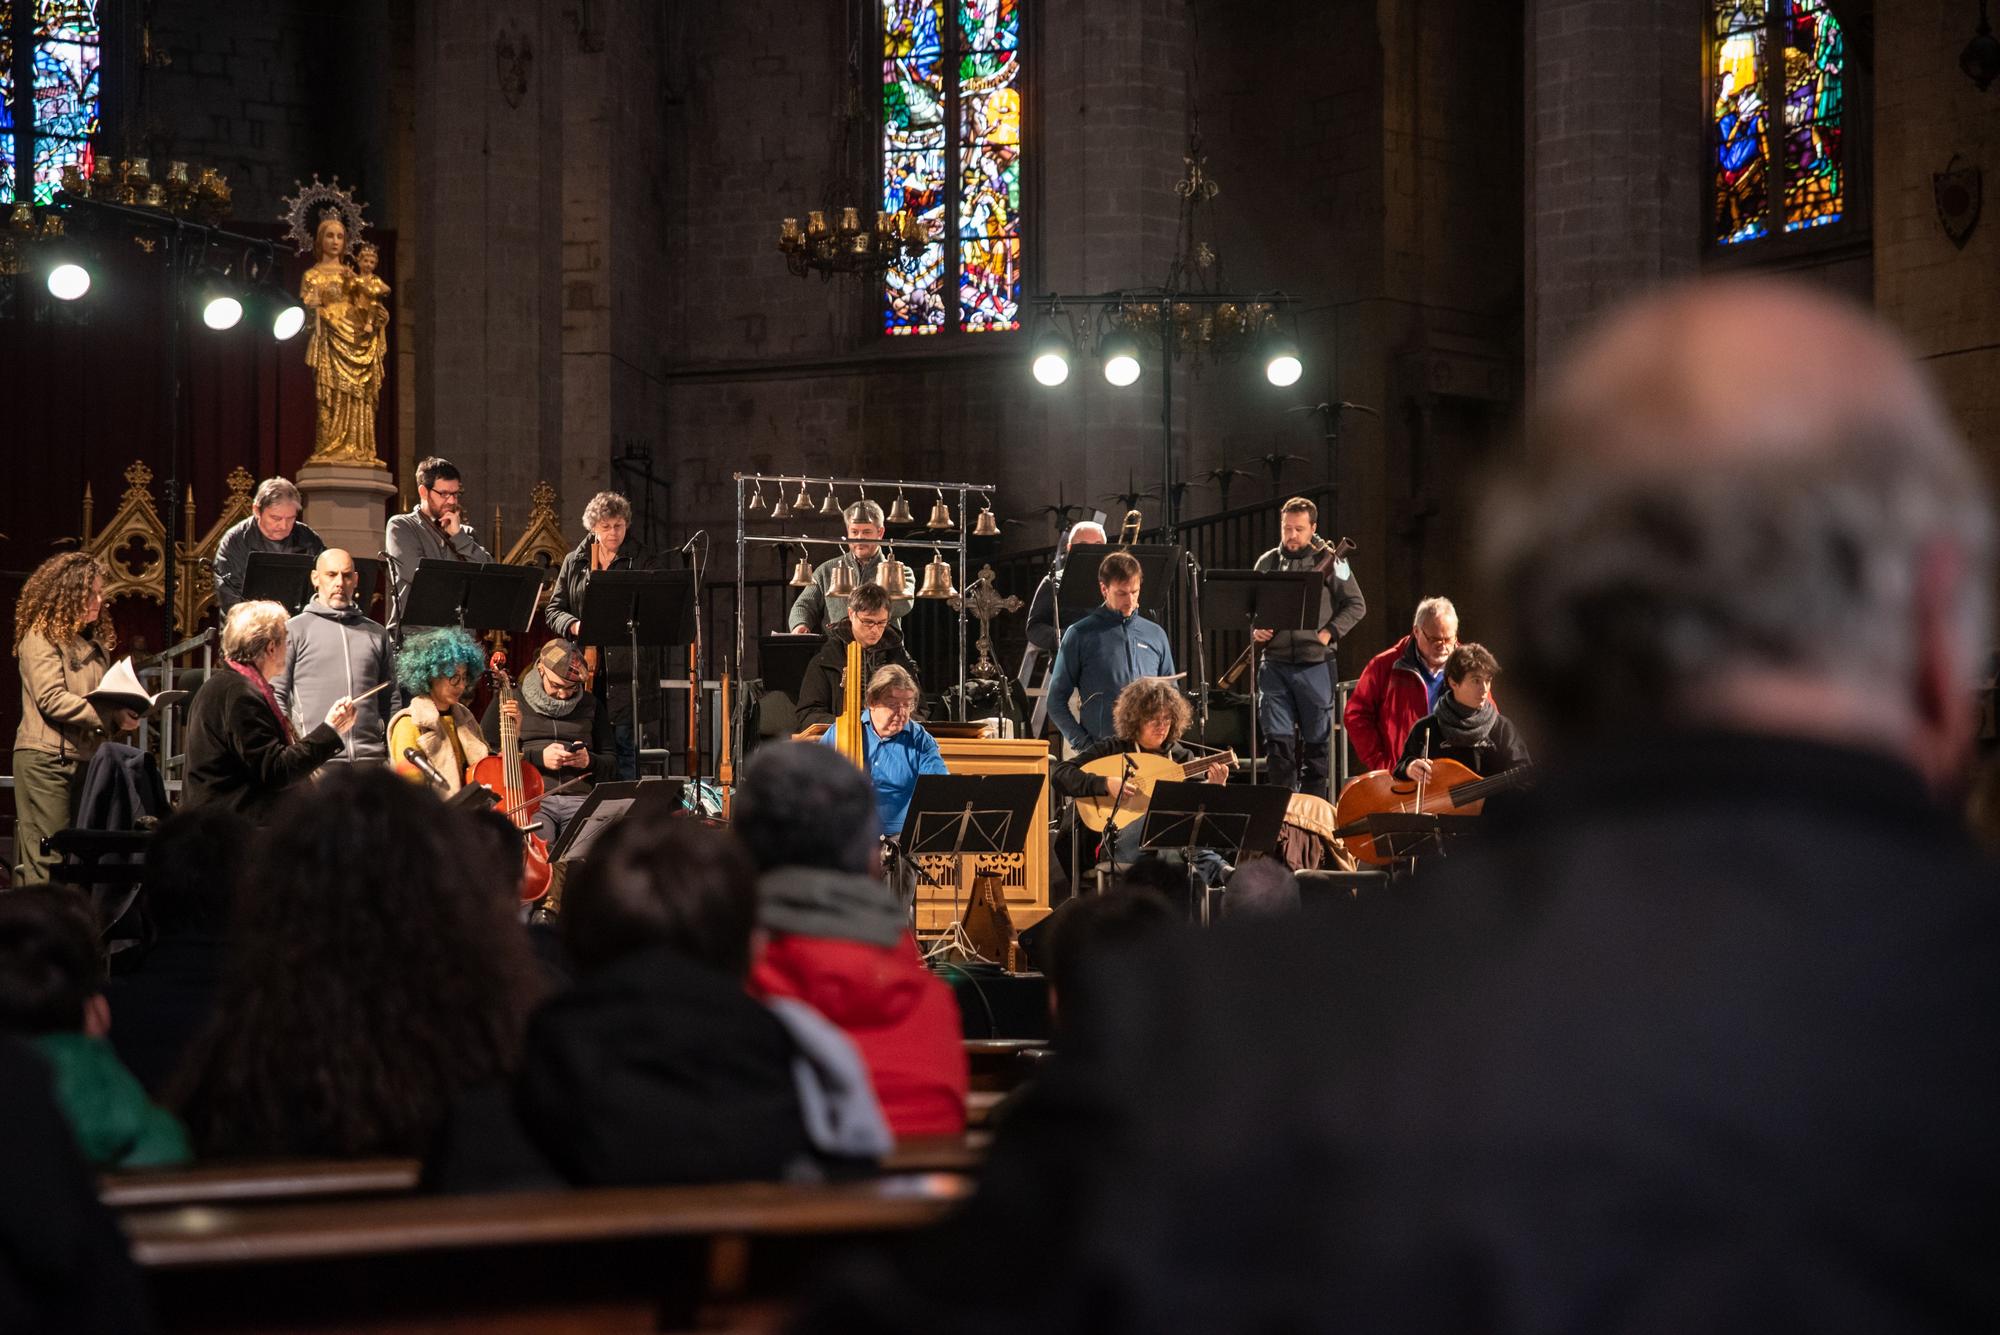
[544,489,663,780]
[182,600,355,820]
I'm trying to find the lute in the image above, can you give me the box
[1074,748,1239,833]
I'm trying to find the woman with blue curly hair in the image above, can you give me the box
[385,628,514,795]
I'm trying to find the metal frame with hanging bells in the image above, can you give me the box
[733,471,994,718]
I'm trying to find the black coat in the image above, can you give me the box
[795,732,2000,1333]
[429,946,807,1192]
[1392,710,1532,779]
[479,689,615,789]
[180,669,342,822]
[794,622,922,728]
[542,535,672,725]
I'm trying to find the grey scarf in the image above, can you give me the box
[521,670,587,720]
[1433,691,1498,747]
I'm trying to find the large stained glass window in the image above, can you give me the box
[0,2,102,205]
[884,0,1021,336]
[1709,0,1843,246]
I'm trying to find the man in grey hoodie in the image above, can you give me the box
[274,549,398,762]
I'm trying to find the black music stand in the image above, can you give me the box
[242,553,385,618]
[401,560,545,634]
[1342,812,1483,867]
[548,778,687,864]
[578,570,695,776]
[1201,570,1319,787]
[901,772,1046,964]
[1055,543,1181,628]
[1137,779,1290,923]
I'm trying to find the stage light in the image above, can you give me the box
[1031,328,1071,386]
[47,261,91,301]
[269,298,306,340]
[196,272,243,330]
[1264,335,1303,388]
[1100,330,1141,387]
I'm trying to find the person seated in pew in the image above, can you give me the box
[735,742,970,1140]
[428,815,889,1192]
[795,582,923,729]
[172,767,544,1159]
[1393,643,1532,783]
[104,805,249,1097]
[0,888,190,1169]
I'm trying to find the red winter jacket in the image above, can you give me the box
[1343,635,1436,773]
[751,931,969,1139]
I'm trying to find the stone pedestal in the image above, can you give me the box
[297,461,399,559]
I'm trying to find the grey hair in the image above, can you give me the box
[844,499,886,529]
[1413,596,1458,630]
[221,600,290,665]
[253,477,302,512]
[581,491,632,531]
[733,742,881,875]
[865,663,918,704]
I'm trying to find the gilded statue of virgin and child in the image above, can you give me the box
[299,211,389,466]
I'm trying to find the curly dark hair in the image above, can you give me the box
[170,766,544,1159]
[1112,677,1190,746]
[395,627,486,698]
[564,815,758,976]
[12,552,115,654]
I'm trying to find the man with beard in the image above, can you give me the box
[383,457,494,628]
[1251,496,1365,797]
[275,548,397,762]
[795,582,922,728]
[479,639,610,844]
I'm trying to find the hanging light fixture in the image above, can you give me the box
[926,489,955,529]
[1100,328,1142,387]
[1263,332,1303,387]
[917,549,956,599]
[888,487,916,525]
[775,40,928,280]
[973,492,1001,537]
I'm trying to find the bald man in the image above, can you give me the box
[274,548,399,762]
[795,280,2000,1332]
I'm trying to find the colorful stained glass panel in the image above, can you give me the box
[956,0,1019,331]
[1780,0,1842,232]
[884,0,946,335]
[1,6,15,204]
[28,2,100,203]
[1711,0,1767,244]
[959,238,1018,332]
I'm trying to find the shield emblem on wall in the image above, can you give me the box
[1934,155,1982,251]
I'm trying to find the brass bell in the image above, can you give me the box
[917,550,956,599]
[790,479,814,511]
[819,486,844,518]
[789,553,816,587]
[926,492,955,529]
[877,549,913,599]
[887,488,916,525]
[827,559,859,599]
[770,481,793,520]
[973,492,1000,537]
[747,484,768,514]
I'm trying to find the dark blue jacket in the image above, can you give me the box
[1045,606,1175,750]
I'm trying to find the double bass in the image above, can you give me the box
[1332,758,1533,865]
[470,668,554,903]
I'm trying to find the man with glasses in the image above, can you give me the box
[480,640,611,843]
[795,582,922,728]
[818,664,948,907]
[383,456,494,628]
[789,499,913,634]
[1343,596,1460,774]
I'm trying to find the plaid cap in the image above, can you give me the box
[537,639,584,682]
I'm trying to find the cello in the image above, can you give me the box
[470,667,554,903]
[1332,758,1533,865]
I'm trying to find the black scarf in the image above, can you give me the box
[522,670,587,720]
[1433,690,1498,747]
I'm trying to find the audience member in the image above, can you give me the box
[0,889,189,1169]
[1220,857,1300,919]
[734,742,969,1138]
[431,815,887,1191]
[796,279,2000,1332]
[173,767,542,1159]
[104,806,247,1095]
[0,1037,153,1333]
[1041,888,1179,1031]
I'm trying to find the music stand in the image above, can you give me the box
[901,773,1046,964]
[1137,779,1291,924]
[240,553,316,614]
[547,778,687,864]
[1338,812,1483,867]
[578,570,695,775]
[401,560,545,634]
[1055,543,1181,628]
[1201,570,1319,788]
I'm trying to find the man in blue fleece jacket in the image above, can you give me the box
[1045,551,1175,752]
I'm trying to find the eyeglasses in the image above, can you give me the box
[428,484,462,500]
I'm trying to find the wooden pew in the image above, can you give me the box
[128,1172,972,1333]
[101,1158,422,1210]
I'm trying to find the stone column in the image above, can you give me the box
[297,462,399,558]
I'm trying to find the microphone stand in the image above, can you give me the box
[1096,751,1139,885]
[1186,547,1210,737]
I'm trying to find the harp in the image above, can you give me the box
[834,637,866,769]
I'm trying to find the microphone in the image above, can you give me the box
[402,746,451,791]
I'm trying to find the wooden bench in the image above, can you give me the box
[128,1172,973,1333]
[101,1158,422,1210]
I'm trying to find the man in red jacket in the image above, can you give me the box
[733,742,970,1139]
[1343,597,1459,773]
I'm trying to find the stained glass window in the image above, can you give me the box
[1709,0,1843,246]
[0,1,100,205]
[884,0,1021,336]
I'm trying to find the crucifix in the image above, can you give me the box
[949,564,1023,681]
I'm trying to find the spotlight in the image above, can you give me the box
[1101,330,1141,387]
[244,248,306,341]
[197,273,243,331]
[1031,327,1072,386]
[47,261,91,301]
[1264,335,1303,388]
[270,300,306,341]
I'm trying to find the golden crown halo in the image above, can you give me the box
[279,174,369,256]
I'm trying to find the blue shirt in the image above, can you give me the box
[1398,636,1449,709]
[1045,606,1177,750]
[819,716,949,837]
